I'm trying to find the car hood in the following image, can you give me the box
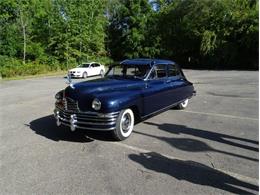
[64,77,144,112]
[65,77,144,96]
[69,68,84,72]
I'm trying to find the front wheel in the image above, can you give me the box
[113,109,134,141]
[82,72,88,79]
[176,99,189,110]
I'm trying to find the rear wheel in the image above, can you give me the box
[113,109,134,141]
[82,72,88,79]
[176,99,189,109]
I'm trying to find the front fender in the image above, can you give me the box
[97,90,142,113]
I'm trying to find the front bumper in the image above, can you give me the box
[54,105,119,131]
[69,73,82,78]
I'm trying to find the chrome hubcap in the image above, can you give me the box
[181,99,188,107]
[121,113,131,132]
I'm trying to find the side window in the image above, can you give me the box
[149,64,167,79]
[168,64,180,77]
[155,64,167,78]
[95,63,100,67]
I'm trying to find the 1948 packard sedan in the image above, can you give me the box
[54,59,196,140]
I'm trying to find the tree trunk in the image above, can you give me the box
[22,25,26,64]
[19,9,26,64]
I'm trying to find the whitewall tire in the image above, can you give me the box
[113,109,134,141]
[177,99,189,109]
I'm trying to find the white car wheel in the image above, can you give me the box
[177,99,189,109]
[82,72,88,79]
[113,109,134,141]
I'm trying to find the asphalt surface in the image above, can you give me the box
[0,70,259,194]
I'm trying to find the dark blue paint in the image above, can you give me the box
[63,58,195,118]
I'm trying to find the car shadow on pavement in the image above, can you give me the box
[144,122,259,151]
[129,152,258,194]
[136,122,258,162]
[29,115,115,142]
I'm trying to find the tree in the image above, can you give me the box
[48,0,107,65]
[107,0,160,60]
[156,0,258,69]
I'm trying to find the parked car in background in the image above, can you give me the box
[68,62,105,78]
[54,58,196,140]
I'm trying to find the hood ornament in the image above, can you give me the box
[66,73,75,89]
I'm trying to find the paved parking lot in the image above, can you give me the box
[0,70,258,194]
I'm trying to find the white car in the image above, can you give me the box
[68,62,105,78]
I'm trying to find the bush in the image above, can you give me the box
[0,55,114,78]
[0,55,64,78]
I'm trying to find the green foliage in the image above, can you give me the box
[0,0,110,77]
[47,0,107,63]
[107,0,160,60]
[0,0,258,78]
[108,0,258,69]
[0,55,61,78]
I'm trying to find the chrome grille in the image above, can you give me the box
[54,106,119,131]
[63,97,79,112]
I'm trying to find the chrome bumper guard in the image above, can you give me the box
[54,106,119,131]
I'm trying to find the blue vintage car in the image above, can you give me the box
[54,58,195,140]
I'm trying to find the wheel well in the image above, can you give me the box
[129,105,141,124]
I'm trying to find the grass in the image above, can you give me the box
[1,70,67,81]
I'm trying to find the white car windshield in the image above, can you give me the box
[77,63,90,68]
[105,64,151,80]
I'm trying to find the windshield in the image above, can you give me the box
[77,63,90,68]
[105,64,151,80]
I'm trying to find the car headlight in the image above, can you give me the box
[92,98,101,111]
[55,90,63,100]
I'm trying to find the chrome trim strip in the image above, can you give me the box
[59,121,116,131]
[60,114,117,122]
[55,105,119,118]
[58,113,116,126]
[76,116,117,122]
[56,108,118,120]
[76,120,116,126]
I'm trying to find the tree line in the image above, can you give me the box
[0,0,258,77]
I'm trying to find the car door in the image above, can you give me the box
[167,63,193,104]
[88,64,95,76]
[142,64,173,116]
[93,63,101,75]
[81,63,89,75]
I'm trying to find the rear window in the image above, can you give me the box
[155,64,167,78]
[93,63,100,67]
[168,64,180,77]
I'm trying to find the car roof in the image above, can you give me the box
[120,58,175,66]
